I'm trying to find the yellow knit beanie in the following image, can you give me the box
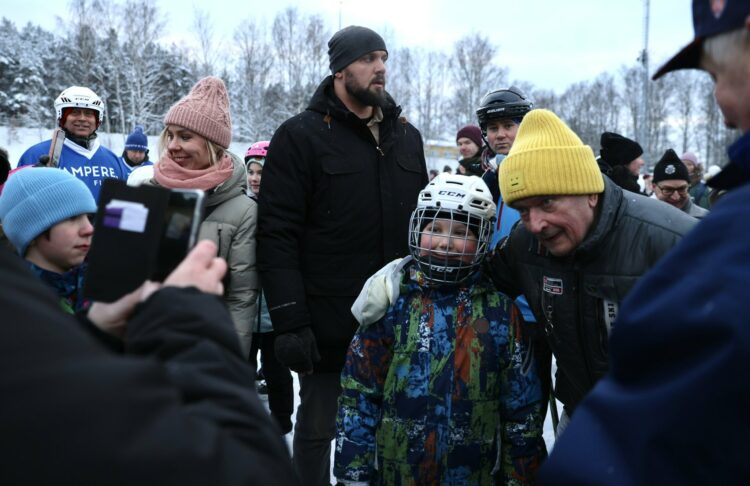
[499,109,604,206]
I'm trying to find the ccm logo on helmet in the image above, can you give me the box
[437,190,466,198]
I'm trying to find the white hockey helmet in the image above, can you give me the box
[408,173,496,285]
[54,86,105,127]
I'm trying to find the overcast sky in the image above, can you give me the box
[3,0,694,93]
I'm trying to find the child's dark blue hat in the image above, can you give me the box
[653,0,750,79]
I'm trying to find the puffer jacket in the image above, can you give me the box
[490,176,698,411]
[198,152,258,358]
[335,265,545,485]
[257,75,427,372]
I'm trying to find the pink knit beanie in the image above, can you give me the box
[164,76,232,149]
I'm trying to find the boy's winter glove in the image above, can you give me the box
[351,257,410,327]
[275,327,320,374]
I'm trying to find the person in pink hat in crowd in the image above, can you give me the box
[244,140,268,197]
[244,139,295,435]
[681,150,711,208]
[455,124,484,177]
[149,76,258,360]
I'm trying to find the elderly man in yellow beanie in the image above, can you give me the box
[489,109,697,435]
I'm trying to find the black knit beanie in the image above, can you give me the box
[653,149,690,184]
[328,26,387,73]
[600,132,643,166]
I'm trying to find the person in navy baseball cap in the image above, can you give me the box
[539,2,750,484]
[653,0,750,191]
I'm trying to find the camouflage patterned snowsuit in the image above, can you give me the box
[335,265,546,485]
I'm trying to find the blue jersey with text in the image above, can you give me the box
[18,139,129,200]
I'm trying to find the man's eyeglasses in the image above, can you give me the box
[657,184,689,196]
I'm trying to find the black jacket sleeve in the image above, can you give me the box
[487,227,523,299]
[0,248,297,485]
[257,122,314,335]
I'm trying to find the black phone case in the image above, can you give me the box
[83,179,171,302]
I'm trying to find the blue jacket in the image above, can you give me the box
[19,138,128,200]
[335,265,545,485]
[539,131,750,484]
[28,262,88,314]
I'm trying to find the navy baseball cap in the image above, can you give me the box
[653,0,750,80]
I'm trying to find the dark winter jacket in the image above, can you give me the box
[257,75,427,372]
[489,176,698,411]
[0,247,297,485]
[539,131,750,485]
[458,154,483,177]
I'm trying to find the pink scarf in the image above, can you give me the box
[154,152,234,191]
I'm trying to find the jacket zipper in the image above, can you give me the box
[575,266,595,386]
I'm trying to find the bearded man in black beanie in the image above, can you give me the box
[257,25,427,485]
[598,131,646,194]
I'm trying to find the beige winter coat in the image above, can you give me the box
[198,152,258,357]
[150,151,258,358]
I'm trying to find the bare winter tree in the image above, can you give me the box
[620,65,642,143]
[109,1,171,134]
[271,8,330,117]
[301,15,329,88]
[411,48,451,141]
[232,18,277,142]
[192,7,221,77]
[669,70,703,154]
[272,8,303,90]
[644,76,673,164]
[449,33,506,129]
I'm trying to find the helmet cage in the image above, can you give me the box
[408,207,493,285]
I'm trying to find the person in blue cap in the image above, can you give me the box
[0,167,97,313]
[121,125,153,172]
[539,1,750,483]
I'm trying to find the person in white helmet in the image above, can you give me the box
[17,86,128,200]
[335,174,545,485]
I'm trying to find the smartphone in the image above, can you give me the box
[152,189,206,281]
[83,180,206,302]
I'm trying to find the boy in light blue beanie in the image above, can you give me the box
[0,168,97,313]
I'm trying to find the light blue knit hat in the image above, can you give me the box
[0,168,97,255]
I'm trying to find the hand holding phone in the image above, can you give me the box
[84,179,206,302]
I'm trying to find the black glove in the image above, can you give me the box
[274,327,321,373]
[35,155,50,167]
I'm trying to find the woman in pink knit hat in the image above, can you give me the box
[151,76,258,359]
